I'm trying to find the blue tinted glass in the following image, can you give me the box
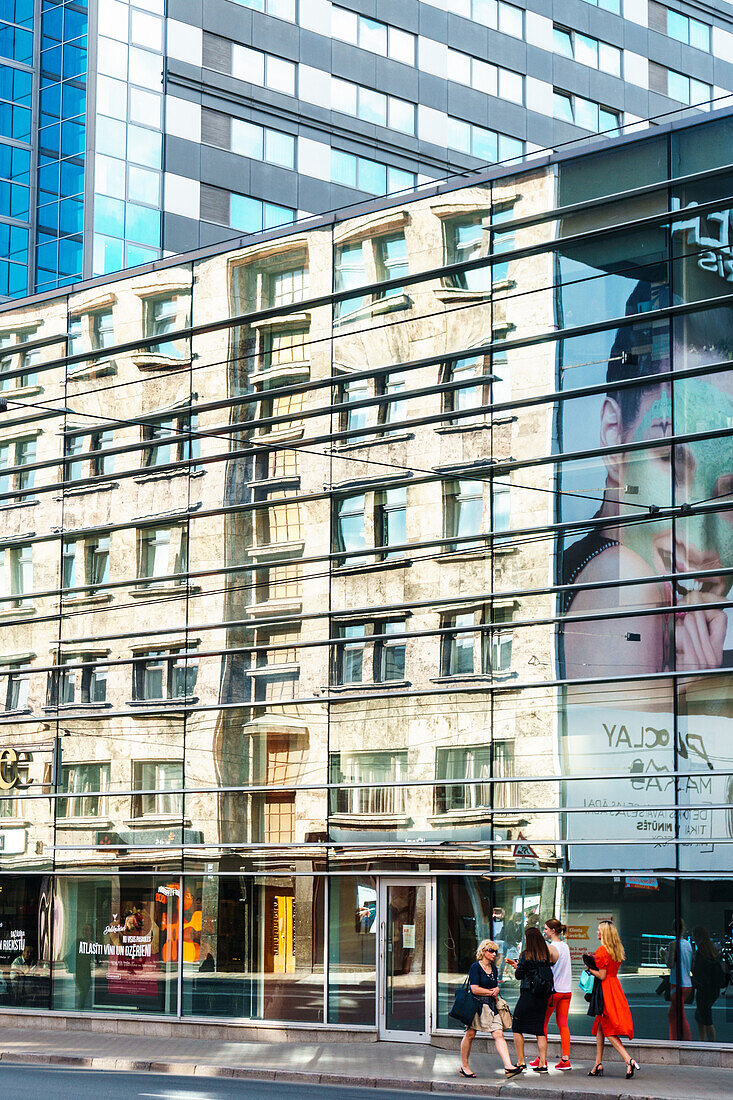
[60,117,85,156]
[4,224,28,260]
[387,166,414,194]
[64,7,87,40]
[0,180,29,218]
[96,116,126,158]
[94,193,124,236]
[11,106,32,143]
[92,232,124,274]
[331,149,357,187]
[61,81,85,117]
[263,201,293,228]
[38,200,60,232]
[127,125,161,168]
[126,242,159,267]
[42,44,63,80]
[8,261,26,296]
[0,0,34,27]
[58,195,83,234]
[0,260,9,296]
[0,142,30,182]
[357,157,386,194]
[667,10,688,43]
[498,134,524,161]
[58,236,82,276]
[230,193,261,233]
[124,201,159,246]
[40,81,62,122]
[0,66,32,105]
[0,25,33,64]
[39,122,61,155]
[42,7,63,43]
[63,43,86,78]
[471,126,498,162]
[59,158,84,196]
[36,239,58,270]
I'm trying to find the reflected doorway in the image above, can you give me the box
[378,879,433,1042]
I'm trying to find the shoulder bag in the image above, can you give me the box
[448,975,480,1028]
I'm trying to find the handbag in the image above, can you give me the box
[579,969,594,995]
[587,975,605,1018]
[496,995,512,1030]
[448,976,480,1028]
[656,975,671,1001]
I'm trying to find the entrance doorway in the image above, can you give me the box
[378,879,434,1042]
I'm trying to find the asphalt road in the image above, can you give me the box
[0,1066,523,1100]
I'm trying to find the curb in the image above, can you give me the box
[0,1050,713,1099]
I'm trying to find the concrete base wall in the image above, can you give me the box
[0,1010,731,1065]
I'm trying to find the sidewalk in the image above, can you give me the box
[0,1026,729,1098]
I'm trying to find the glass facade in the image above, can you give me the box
[0,0,34,297]
[0,112,730,1049]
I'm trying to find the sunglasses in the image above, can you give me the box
[485,949,498,954]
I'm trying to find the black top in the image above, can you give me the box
[468,960,498,999]
[515,956,554,995]
[562,527,619,613]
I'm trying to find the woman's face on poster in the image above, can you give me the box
[610,376,733,590]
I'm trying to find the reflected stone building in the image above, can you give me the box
[0,107,730,1050]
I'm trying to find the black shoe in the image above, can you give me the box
[532,1064,549,1073]
[514,1063,526,1071]
[626,1061,635,1079]
[587,1063,604,1077]
[504,1066,523,1078]
[459,1067,476,1078]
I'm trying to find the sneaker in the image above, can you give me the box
[556,1057,572,1071]
[529,1057,541,1069]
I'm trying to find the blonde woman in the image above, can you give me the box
[584,921,639,1080]
[460,940,522,1079]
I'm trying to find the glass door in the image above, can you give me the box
[379,879,433,1041]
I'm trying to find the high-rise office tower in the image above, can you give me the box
[2,0,733,298]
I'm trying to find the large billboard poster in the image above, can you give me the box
[556,193,733,871]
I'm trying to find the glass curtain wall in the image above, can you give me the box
[0,112,727,1043]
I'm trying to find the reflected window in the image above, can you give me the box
[58,762,110,818]
[375,233,408,299]
[444,478,484,551]
[0,331,38,391]
[85,535,110,592]
[376,372,408,433]
[144,294,189,357]
[3,665,28,711]
[442,353,492,424]
[132,760,183,817]
[445,215,489,292]
[49,654,108,706]
[262,325,308,370]
[255,494,303,546]
[270,265,308,306]
[333,619,407,685]
[64,429,115,482]
[374,486,406,559]
[552,24,621,76]
[435,746,492,813]
[246,626,300,702]
[0,435,35,499]
[334,242,366,318]
[137,525,188,587]
[132,648,198,701]
[339,375,369,433]
[482,606,513,674]
[67,308,115,371]
[335,493,367,563]
[329,749,407,816]
[142,410,198,469]
[6,543,32,607]
[441,612,476,676]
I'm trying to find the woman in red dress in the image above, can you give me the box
[585,921,640,1080]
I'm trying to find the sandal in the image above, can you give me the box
[587,1063,604,1077]
[459,1067,476,1078]
[504,1066,523,1078]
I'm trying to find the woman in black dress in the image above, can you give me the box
[507,926,554,1073]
